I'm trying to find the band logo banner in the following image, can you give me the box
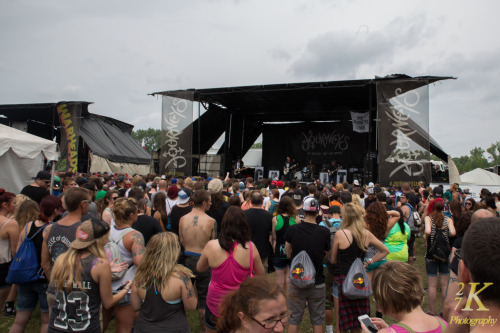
[351,112,369,133]
[377,80,431,186]
[57,103,81,173]
[160,95,193,176]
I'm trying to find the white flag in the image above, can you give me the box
[351,112,369,133]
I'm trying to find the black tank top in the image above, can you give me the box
[134,283,190,333]
[335,230,366,275]
[49,254,101,333]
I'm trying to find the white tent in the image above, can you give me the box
[459,168,500,186]
[0,124,58,193]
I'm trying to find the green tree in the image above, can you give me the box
[486,141,500,166]
[132,128,161,154]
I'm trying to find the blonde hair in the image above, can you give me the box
[351,194,365,214]
[15,199,40,231]
[112,197,137,225]
[134,232,194,292]
[50,242,106,292]
[372,261,424,314]
[132,175,145,187]
[13,194,31,218]
[340,203,367,251]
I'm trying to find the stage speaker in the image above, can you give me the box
[337,169,347,184]
[495,165,500,175]
[254,167,264,181]
[319,172,329,185]
[268,170,280,180]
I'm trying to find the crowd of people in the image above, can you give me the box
[1,169,499,333]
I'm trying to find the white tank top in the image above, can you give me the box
[110,225,137,293]
[0,218,12,264]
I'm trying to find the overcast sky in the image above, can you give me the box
[1,0,499,158]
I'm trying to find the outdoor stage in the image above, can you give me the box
[151,74,454,186]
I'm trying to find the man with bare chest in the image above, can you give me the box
[179,189,215,332]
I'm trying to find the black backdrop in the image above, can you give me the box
[262,122,368,175]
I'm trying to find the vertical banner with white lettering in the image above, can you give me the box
[160,95,193,176]
[377,80,431,186]
[57,103,81,172]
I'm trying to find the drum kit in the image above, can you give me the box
[295,167,313,181]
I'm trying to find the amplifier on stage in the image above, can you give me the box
[254,167,264,181]
[337,169,347,184]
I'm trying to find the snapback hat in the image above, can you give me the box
[70,217,110,250]
[238,182,245,191]
[177,190,190,204]
[303,197,319,212]
[353,179,360,186]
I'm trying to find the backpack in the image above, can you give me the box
[104,228,135,280]
[6,222,48,284]
[289,250,316,288]
[427,218,450,264]
[405,203,422,235]
[343,258,372,300]
[322,218,341,251]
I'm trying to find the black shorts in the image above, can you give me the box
[184,254,211,309]
[0,261,12,289]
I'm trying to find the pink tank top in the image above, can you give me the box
[206,241,253,317]
[389,316,447,333]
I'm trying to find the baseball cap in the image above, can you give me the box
[368,182,374,188]
[303,197,319,212]
[353,180,360,186]
[34,170,51,180]
[171,178,178,184]
[277,181,284,188]
[208,179,223,194]
[238,182,245,191]
[116,175,127,183]
[70,217,110,250]
[177,190,190,204]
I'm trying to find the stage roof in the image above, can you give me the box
[152,74,454,122]
[151,74,454,160]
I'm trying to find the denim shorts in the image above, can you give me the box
[205,304,218,330]
[116,292,131,306]
[425,259,450,277]
[17,280,49,312]
[273,257,291,270]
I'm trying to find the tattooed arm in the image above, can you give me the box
[178,273,197,311]
[124,230,146,266]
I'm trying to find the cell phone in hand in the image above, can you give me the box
[358,314,378,333]
[116,283,128,291]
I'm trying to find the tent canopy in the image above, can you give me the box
[459,168,500,186]
[0,123,58,160]
[0,124,58,193]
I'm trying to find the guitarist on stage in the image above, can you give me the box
[327,160,341,185]
[283,156,297,181]
[233,157,244,177]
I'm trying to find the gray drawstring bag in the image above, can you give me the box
[289,250,316,288]
[342,258,372,300]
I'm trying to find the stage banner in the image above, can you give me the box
[350,112,369,133]
[57,103,81,172]
[160,94,193,176]
[377,80,431,186]
[262,122,367,175]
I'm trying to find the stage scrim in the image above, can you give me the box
[160,94,193,176]
[262,122,368,172]
[377,80,431,186]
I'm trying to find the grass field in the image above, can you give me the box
[1,237,444,332]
